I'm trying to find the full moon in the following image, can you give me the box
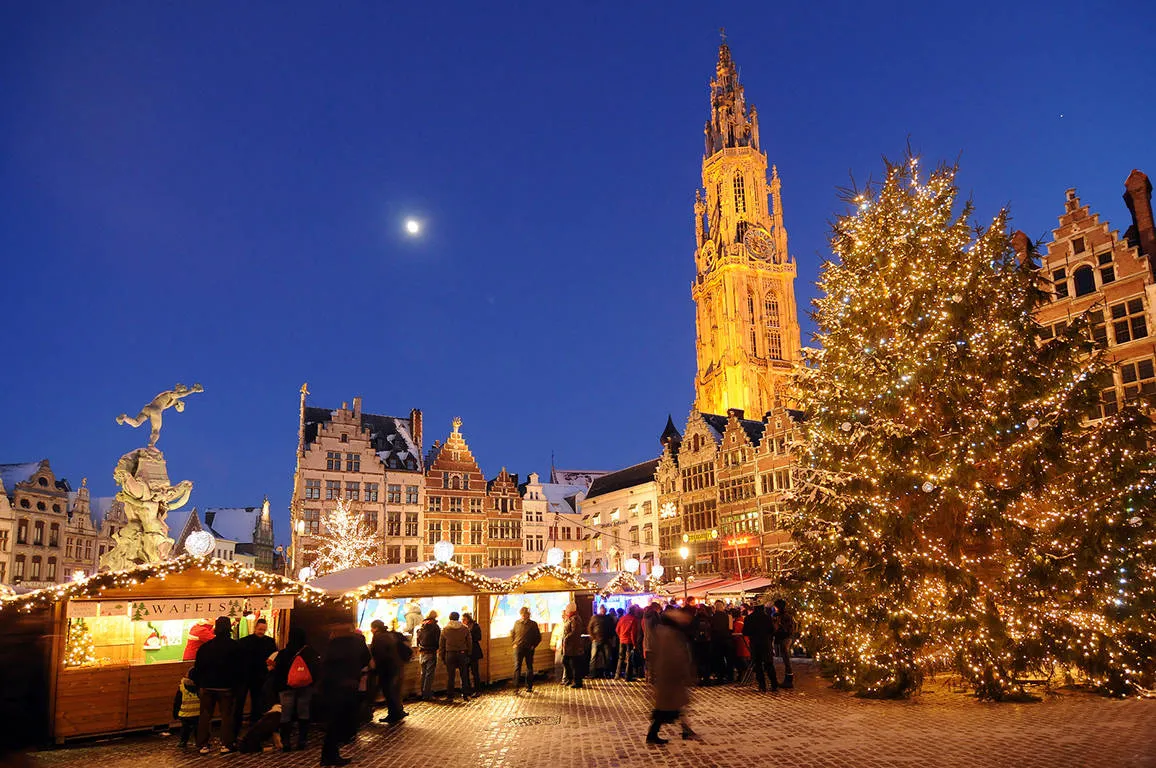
[404,218,421,235]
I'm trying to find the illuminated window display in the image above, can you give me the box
[355,595,477,642]
[489,592,571,646]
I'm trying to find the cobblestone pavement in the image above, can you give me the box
[29,661,1156,768]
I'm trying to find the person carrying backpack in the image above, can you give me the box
[271,627,320,752]
[510,606,542,692]
[772,599,795,689]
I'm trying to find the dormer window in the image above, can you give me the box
[38,477,48,487]
[1072,237,1086,254]
[1073,265,1096,297]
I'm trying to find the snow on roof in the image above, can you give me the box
[203,506,262,543]
[540,483,585,515]
[165,508,200,544]
[308,563,417,593]
[549,469,609,491]
[0,462,42,493]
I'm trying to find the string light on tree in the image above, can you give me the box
[303,498,381,576]
[63,618,97,668]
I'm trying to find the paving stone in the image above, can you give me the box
[28,661,1156,768]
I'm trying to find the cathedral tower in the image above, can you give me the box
[692,36,802,416]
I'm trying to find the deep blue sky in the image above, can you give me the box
[3,2,1154,541]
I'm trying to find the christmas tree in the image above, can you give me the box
[311,498,381,575]
[64,618,97,667]
[787,155,1155,698]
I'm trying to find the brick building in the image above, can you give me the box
[1019,169,1156,415]
[290,388,425,572]
[422,418,490,569]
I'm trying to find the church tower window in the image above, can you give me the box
[734,171,746,214]
[766,293,783,360]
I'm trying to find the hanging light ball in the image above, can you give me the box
[921,481,935,493]
[1026,416,1040,429]
[651,564,665,579]
[298,566,315,581]
[1129,516,1143,528]
[835,554,848,565]
[546,547,565,567]
[185,531,216,558]
[952,294,964,303]
[841,421,853,432]
[432,540,455,563]
[624,558,640,574]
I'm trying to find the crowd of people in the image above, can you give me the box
[174,596,796,759]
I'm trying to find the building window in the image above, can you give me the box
[470,498,483,514]
[406,485,419,505]
[14,556,25,581]
[1073,265,1096,297]
[1091,370,1118,420]
[470,521,484,545]
[1072,236,1086,254]
[1089,309,1108,348]
[388,484,402,504]
[326,451,342,471]
[462,477,470,491]
[488,547,522,568]
[0,530,9,552]
[449,497,463,513]
[386,545,401,564]
[643,524,653,545]
[304,508,321,534]
[346,453,360,473]
[17,519,28,545]
[427,522,442,545]
[451,475,461,490]
[1121,358,1156,403]
[766,293,783,360]
[404,545,418,563]
[46,557,57,581]
[442,472,450,489]
[449,521,463,545]
[30,556,41,580]
[383,510,399,537]
[325,480,341,500]
[305,479,321,500]
[36,501,46,511]
[84,540,92,560]
[0,562,5,582]
[428,496,442,513]
[1052,268,1068,299]
[345,481,359,500]
[364,483,379,502]
[1111,298,1148,344]
[629,526,639,545]
[49,523,60,548]
[33,521,44,546]
[733,171,746,214]
[340,433,348,443]
[405,512,419,537]
[363,511,378,532]
[1099,252,1115,284]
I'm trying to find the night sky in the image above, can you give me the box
[3,2,1154,542]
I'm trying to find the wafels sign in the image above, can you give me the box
[67,595,295,620]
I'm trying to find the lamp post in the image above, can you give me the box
[678,545,690,604]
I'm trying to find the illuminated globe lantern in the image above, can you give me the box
[433,540,455,563]
[546,547,565,567]
[298,566,315,581]
[651,564,665,579]
[624,557,640,574]
[185,530,216,558]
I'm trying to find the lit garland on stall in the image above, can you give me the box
[502,564,598,593]
[598,572,646,597]
[344,559,506,603]
[0,554,329,613]
[311,498,382,576]
[784,155,1155,699]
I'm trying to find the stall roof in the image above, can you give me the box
[0,555,323,612]
[309,564,413,593]
[679,577,731,599]
[704,577,778,598]
[478,564,597,593]
[583,571,647,595]
[325,560,506,601]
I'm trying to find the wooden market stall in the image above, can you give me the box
[581,571,663,614]
[480,564,597,684]
[0,555,318,744]
[304,560,503,693]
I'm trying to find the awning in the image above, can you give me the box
[704,577,777,598]
[679,577,730,599]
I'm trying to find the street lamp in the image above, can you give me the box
[678,545,690,604]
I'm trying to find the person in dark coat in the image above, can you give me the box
[438,612,472,701]
[561,604,586,689]
[369,620,404,724]
[587,606,612,679]
[415,611,441,701]
[462,612,484,697]
[233,617,278,737]
[320,624,370,766]
[709,601,734,683]
[194,616,242,753]
[272,626,321,751]
[690,606,713,685]
[510,606,542,692]
[742,603,777,691]
[646,607,697,745]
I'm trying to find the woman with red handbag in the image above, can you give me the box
[271,627,320,752]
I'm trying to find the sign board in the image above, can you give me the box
[66,601,100,618]
[128,595,296,621]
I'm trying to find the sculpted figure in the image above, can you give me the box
[116,383,203,447]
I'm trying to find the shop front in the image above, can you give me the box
[0,555,316,743]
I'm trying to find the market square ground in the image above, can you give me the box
[26,662,1156,768]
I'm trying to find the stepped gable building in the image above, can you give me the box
[423,418,488,568]
[1018,169,1156,416]
[692,35,802,418]
[486,467,524,567]
[290,387,425,571]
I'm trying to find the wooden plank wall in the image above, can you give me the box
[0,606,55,749]
[125,663,188,729]
[54,667,129,740]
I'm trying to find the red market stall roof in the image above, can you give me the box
[679,577,731,600]
[704,577,778,598]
